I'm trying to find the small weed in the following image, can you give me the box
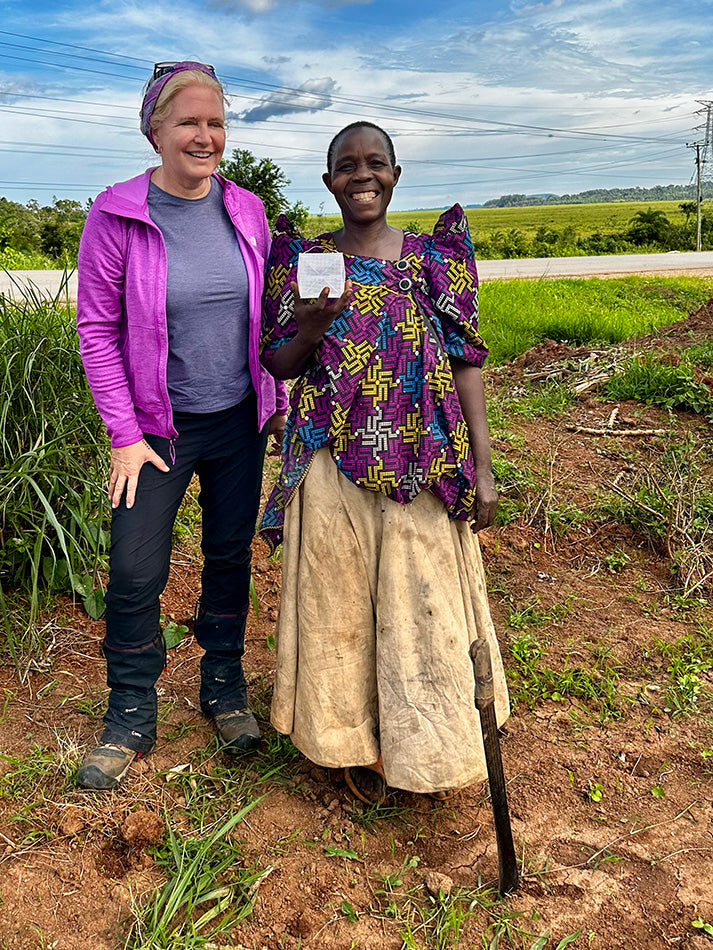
[682,340,713,369]
[324,844,359,859]
[348,799,413,830]
[586,781,604,803]
[340,899,359,922]
[378,855,420,891]
[507,632,621,722]
[373,857,496,950]
[249,730,302,786]
[602,549,630,573]
[172,482,202,547]
[491,454,538,526]
[655,624,713,714]
[162,616,189,649]
[75,691,107,719]
[507,599,570,630]
[164,719,201,742]
[604,354,713,415]
[502,381,576,420]
[692,918,713,938]
[0,745,54,797]
[0,689,13,722]
[160,750,257,830]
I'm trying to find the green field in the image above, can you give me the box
[306,199,693,240]
[479,275,713,363]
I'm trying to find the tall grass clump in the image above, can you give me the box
[479,277,713,364]
[604,355,713,415]
[125,807,262,950]
[0,279,108,659]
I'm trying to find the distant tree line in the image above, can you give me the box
[2,170,712,268]
[472,206,713,259]
[0,149,308,269]
[482,183,713,208]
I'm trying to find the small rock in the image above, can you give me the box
[424,870,454,898]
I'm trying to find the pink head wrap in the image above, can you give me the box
[140,61,220,151]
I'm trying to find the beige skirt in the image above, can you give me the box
[271,447,510,794]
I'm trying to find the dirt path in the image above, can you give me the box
[1,308,712,950]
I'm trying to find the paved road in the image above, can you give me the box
[2,251,713,301]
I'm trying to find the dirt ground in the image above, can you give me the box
[1,306,712,950]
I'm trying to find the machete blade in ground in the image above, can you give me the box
[470,638,519,896]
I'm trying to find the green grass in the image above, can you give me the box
[604,355,713,414]
[654,625,713,715]
[125,807,262,950]
[307,199,694,242]
[682,340,713,369]
[506,630,622,723]
[479,276,713,364]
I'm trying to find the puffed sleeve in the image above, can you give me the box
[424,203,488,367]
[260,215,302,373]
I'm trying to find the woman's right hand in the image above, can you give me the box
[292,279,353,345]
[265,280,353,380]
[108,439,170,510]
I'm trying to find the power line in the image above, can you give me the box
[0,33,696,147]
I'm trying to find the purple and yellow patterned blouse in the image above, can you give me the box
[259,203,488,551]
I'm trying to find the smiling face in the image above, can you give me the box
[152,84,225,197]
[323,127,401,226]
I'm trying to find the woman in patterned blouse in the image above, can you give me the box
[260,121,509,803]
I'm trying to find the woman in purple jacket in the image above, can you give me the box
[75,61,287,789]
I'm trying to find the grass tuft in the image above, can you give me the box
[125,805,263,949]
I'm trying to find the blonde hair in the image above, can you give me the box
[150,70,227,134]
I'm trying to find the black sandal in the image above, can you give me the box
[344,757,387,806]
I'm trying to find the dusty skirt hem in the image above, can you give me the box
[270,447,510,794]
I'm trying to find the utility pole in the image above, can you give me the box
[691,100,713,251]
[686,142,703,251]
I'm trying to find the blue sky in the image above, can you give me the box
[1,0,712,212]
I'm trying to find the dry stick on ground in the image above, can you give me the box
[567,425,669,436]
[525,440,562,553]
[525,803,697,877]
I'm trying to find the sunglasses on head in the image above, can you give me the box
[151,61,216,82]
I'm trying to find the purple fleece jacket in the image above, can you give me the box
[77,168,288,447]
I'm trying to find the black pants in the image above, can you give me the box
[101,396,268,753]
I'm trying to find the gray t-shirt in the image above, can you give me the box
[148,178,252,413]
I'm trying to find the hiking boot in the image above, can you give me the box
[76,743,139,790]
[214,707,261,754]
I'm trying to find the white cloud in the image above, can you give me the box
[238,76,338,122]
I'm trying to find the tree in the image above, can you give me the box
[626,209,672,247]
[679,201,697,226]
[218,149,309,228]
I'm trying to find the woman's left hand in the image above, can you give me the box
[472,468,498,533]
[268,413,287,454]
